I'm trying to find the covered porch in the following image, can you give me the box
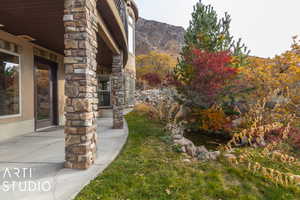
[0,118,128,199]
[0,0,132,169]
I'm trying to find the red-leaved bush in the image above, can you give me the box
[189,49,237,96]
[142,72,162,87]
[172,48,238,107]
[265,127,300,149]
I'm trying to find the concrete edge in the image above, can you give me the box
[69,118,129,200]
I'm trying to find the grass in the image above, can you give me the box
[75,111,300,200]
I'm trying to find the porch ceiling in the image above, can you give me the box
[0,0,64,54]
[0,0,127,66]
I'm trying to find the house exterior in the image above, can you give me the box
[0,0,138,169]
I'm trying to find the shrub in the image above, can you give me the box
[141,72,162,87]
[133,103,159,120]
[193,105,232,133]
[174,49,238,108]
[224,89,296,150]
[288,128,300,149]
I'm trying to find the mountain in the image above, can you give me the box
[135,18,185,57]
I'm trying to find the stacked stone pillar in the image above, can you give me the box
[63,0,99,169]
[111,53,125,129]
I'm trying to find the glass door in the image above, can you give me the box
[34,57,57,130]
[98,76,111,107]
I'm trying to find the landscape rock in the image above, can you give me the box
[174,105,191,123]
[186,143,197,157]
[183,159,191,163]
[293,175,300,185]
[174,138,192,146]
[207,151,221,161]
[172,134,183,140]
[197,145,209,154]
[224,153,237,159]
[256,137,266,147]
[181,146,187,153]
[136,89,222,163]
[198,152,210,161]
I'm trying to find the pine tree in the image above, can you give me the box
[181,0,249,66]
[172,1,250,108]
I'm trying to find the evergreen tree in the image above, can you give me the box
[181,0,249,66]
[172,1,250,108]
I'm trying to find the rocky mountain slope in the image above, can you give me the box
[136,18,185,57]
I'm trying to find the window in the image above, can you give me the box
[0,50,20,117]
[128,15,135,54]
[98,75,111,107]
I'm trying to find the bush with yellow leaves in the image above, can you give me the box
[239,36,300,120]
[133,103,159,120]
[192,105,232,133]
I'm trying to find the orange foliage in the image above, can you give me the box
[194,105,231,132]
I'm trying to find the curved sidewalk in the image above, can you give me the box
[0,118,128,200]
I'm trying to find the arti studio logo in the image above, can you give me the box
[0,168,51,192]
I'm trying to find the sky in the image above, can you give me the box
[135,0,300,58]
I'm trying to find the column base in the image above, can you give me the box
[65,160,94,170]
[113,119,124,129]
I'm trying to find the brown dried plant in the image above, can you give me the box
[223,88,296,151]
[222,88,300,187]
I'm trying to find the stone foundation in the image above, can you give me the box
[63,0,99,169]
[124,70,136,107]
[111,53,124,129]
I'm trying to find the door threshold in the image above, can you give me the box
[36,125,58,132]
[99,106,113,109]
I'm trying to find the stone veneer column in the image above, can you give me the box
[63,0,99,169]
[111,52,125,129]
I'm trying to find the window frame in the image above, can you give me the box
[128,15,135,55]
[0,48,22,119]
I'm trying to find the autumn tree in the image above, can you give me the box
[136,51,177,88]
[240,36,300,119]
[173,1,249,108]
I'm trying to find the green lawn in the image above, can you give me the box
[75,112,300,200]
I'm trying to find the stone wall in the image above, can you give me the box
[124,69,135,107]
[135,89,174,107]
[111,53,124,129]
[63,0,99,169]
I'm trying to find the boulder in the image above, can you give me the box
[256,137,266,147]
[169,103,180,120]
[224,153,237,163]
[181,146,187,153]
[198,152,210,161]
[197,146,209,154]
[208,151,221,161]
[174,105,191,123]
[293,175,300,185]
[174,138,191,146]
[172,134,183,140]
[183,159,191,163]
[224,153,236,159]
[186,143,197,157]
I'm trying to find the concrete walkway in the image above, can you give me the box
[0,118,128,200]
